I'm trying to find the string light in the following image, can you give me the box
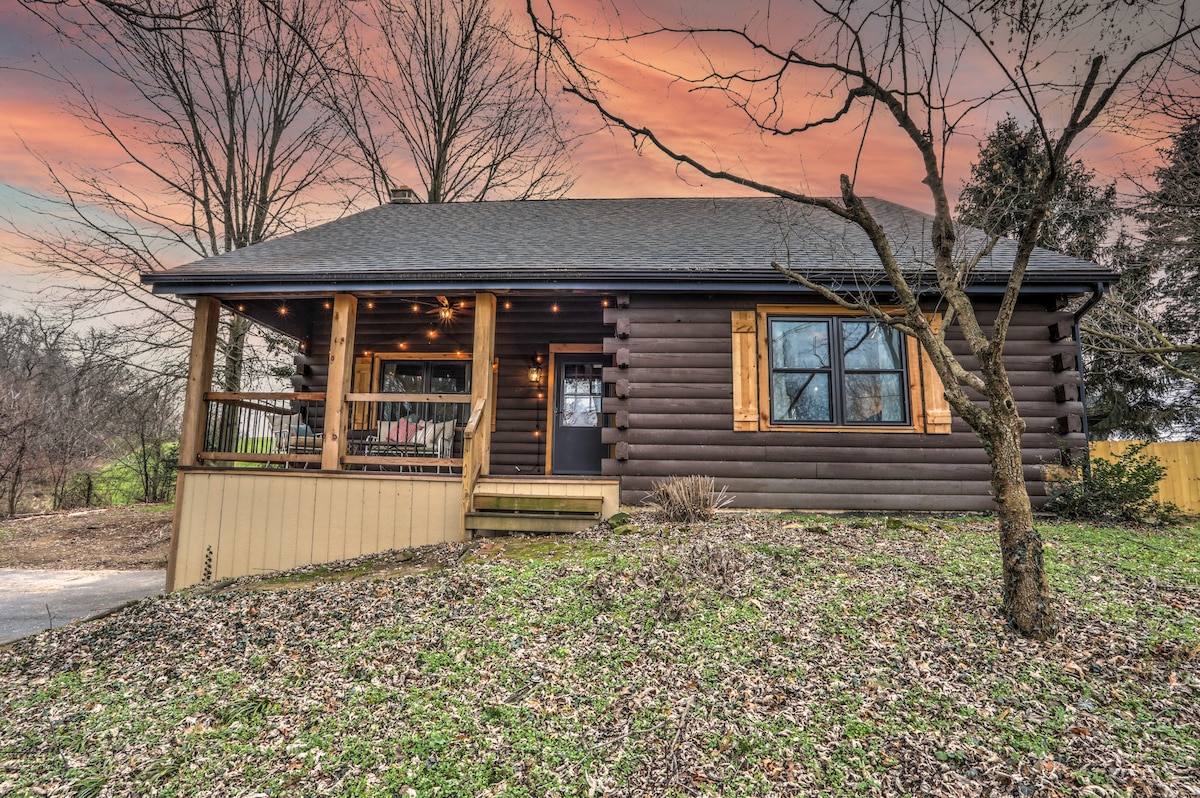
[366,301,375,310]
[323,301,331,310]
[503,300,512,310]
[551,303,559,313]
[277,305,288,316]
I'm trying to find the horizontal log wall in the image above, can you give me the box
[603,294,1086,511]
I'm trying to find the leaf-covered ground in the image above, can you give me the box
[1,514,1197,797]
[0,505,171,570]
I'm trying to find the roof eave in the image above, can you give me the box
[142,272,1115,297]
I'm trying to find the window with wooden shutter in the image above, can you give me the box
[731,306,952,434]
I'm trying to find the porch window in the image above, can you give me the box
[730,306,951,434]
[378,359,470,421]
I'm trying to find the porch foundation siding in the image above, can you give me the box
[602,294,1087,512]
[171,470,462,589]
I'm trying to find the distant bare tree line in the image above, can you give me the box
[0,311,180,516]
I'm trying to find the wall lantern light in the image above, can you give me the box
[528,353,544,384]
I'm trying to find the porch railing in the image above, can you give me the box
[342,392,470,473]
[200,392,326,466]
[197,391,471,472]
[460,397,487,516]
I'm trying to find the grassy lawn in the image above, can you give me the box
[1,514,1197,796]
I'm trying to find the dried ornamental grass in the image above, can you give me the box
[644,474,734,524]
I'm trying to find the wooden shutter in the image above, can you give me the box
[351,356,373,431]
[731,310,759,431]
[920,315,952,434]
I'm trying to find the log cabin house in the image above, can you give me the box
[143,194,1111,590]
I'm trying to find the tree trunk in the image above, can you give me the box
[986,414,1058,639]
[223,314,251,393]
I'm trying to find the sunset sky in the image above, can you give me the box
[0,0,1177,313]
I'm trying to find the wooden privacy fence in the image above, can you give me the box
[1090,441,1200,515]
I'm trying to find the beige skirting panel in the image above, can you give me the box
[474,476,621,518]
[171,470,463,590]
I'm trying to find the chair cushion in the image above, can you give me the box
[389,418,417,443]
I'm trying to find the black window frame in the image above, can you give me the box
[377,359,471,424]
[766,315,910,427]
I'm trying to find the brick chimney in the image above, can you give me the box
[389,186,419,204]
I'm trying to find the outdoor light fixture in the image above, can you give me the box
[439,303,454,321]
[528,353,544,383]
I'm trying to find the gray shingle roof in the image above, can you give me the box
[142,196,1113,295]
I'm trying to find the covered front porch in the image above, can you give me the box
[169,292,619,590]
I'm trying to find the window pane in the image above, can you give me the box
[380,363,422,421]
[844,373,906,423]
[770,320,830,369]
[841,320,903,370]
[380,362,423,393]
[562,363,601,427]
[429,362,470,393]
[772,372,832,422]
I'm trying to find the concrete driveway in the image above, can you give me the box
[0,569,165,645]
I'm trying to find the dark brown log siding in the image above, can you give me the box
[297,291,1084,511]
[602,294,1085,511]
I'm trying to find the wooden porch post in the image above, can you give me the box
[470,293,496,474]
[168,296,220,592]
[321,293,358,471]
[461,293,496,530]
[178,297,221,467]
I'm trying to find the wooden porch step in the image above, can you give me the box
[465,493,604,535]
[465,513,600,534]
[472,493,603,515]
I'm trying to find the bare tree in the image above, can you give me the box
[529,0,1200,638]
[19,0,212,31]
[111,376,182,504]
[0,312,125,515]
[10,0,368,387]
[341,0,574,203]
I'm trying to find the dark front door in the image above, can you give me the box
[551,354,606,475]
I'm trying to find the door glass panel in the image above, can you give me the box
[561,362,602,427]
